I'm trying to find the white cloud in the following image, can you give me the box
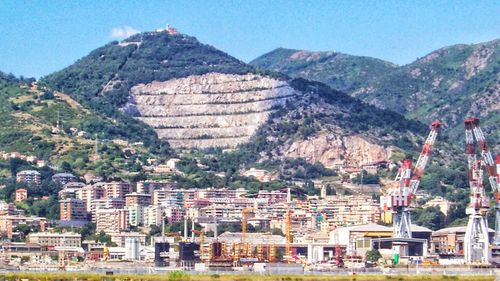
[110,26,139,39]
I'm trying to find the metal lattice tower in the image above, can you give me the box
[381,121,441,239]
[463,118,497,264]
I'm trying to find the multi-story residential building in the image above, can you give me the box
[125,192,151,206]
[95,181,132,200]
[52,173,77,186]
[15,188,28,202]
[16,170,41,186]
[196,188,245,200]
[95,209,129,233]
[90,198,125,222]
[0,215,47,238]
[76,185,105,212]
[142,205,164,227]
[58,182,86,199]
[0,201,17,215]
[27,232,81,247]
[136,180,177,194]
[164,206,184,224]
[257,190,287,204]
[59,198,87,221]
[153,189,181,206]
[125,204,144,226]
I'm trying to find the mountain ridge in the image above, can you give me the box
[251,39,499,149]
[40,30,429,168]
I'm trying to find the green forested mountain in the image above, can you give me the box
[40,31,428,160]
[0,71,159,179]
[250,48,397,94]
[251,40,499,149]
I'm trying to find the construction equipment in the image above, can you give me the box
[192,229,206,261]
[463,118,497,264]
[285,187,292,258]
[381,121,441,238]
[241,207,253,245]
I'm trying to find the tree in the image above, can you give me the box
[412,206,446,230]
[366,249,381,262]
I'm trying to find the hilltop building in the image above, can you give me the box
[15,188,28,202]
[16,170,41,187]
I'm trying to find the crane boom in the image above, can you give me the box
[382,121,441,239]
[463,117,492,263]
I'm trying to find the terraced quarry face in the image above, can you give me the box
[127,73,298,148]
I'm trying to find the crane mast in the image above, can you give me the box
[463,118,497,263]
[383,121,441,239]
[285,187,292,258]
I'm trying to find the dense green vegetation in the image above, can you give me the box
[251,47,397,94]
[252,40,500,150]
[41,32,258,155]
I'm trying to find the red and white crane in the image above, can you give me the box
[463,118,498,263]
[382,121,441,238]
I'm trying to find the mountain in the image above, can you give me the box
[41,30,431,169]
[251,40,499,149]
[0,71,158,178]
[250,48,397,94]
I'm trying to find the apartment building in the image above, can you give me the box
[52,173,77,186]
[0,215,47,238]
[125,192,151,206]
[95,181,132,200]
[16,170,41,186]
[59,198,87,221]
[95,209,129,233]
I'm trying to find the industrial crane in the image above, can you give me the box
[285,187,292,258]
[463,118,498,263]
[241,207,254,245]
[382,121,441,238]
[192,229,206,261]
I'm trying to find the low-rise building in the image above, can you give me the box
[423,197,453,216]
[15,188,28,202]
[109,232,147,247]
[0,215,47,238]
[27,232,81,247]
[430,226,494,255]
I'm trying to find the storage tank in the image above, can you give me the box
[124,237,140,260]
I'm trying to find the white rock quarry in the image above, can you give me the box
[127,73,298,148]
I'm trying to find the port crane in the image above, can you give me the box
[463,118,499,263]
[382,121,441,238]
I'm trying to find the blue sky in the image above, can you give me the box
[0,0,498,78]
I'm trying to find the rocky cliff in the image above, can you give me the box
[283,133,391,168]
[126,73,298,148]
